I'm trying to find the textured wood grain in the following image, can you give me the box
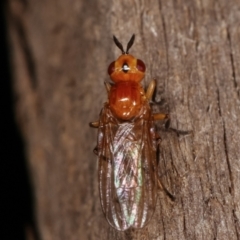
[6,0,240,239]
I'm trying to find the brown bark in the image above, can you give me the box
[6,0,240,239]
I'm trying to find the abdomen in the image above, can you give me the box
[109,82,142,120]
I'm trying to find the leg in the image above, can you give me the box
[89,121,99,128]
[90,83,110,128]
[154,113,191,135]
[157,179,175,201]
[145,79,156,101]
[146,80,169,121]
[153,113,169,121]
[93,146,98,155]
[104,82,111,94]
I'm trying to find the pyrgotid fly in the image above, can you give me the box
[90,34,168,231]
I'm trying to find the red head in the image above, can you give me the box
[108,35,146,83]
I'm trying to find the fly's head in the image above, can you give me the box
[108,34,146,83]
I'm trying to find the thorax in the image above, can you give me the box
[109,81,143,120]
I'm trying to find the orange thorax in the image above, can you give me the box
[109,81,142,120]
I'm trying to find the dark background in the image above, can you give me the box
[1,2,36,240]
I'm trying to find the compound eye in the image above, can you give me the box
[136,59,146,72]
[108,61,115,75]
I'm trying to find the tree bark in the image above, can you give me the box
[6,0,240,239]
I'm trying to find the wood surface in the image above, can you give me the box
[6,0,240,239]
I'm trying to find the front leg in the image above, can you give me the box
[146,80,169,121]
[89,82,111,128]
[145,79,156,101]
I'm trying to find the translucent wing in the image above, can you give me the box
[97,102,157,231]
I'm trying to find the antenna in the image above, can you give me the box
[113,35,125,54]
[126,34,135,54]
[113,34,136,54]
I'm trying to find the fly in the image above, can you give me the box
[90,34,168,231]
